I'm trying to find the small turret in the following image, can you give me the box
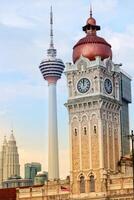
[3,136,7,146]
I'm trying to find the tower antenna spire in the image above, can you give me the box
[90,3,92,18]
[50,6,54,48]
[47,6,57,58]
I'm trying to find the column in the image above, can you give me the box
[48,82,59,180]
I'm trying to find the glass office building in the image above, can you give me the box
[25,163,41,181]
[120,72,132,156]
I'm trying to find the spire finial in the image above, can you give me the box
[50,6,54,48]
[10,129,15,141]
[11,121,14,134]
[47,6,57,58]
[90,3,92,18]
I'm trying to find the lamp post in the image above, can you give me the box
[127,130,134,198]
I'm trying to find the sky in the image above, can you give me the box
[0,0,134,178]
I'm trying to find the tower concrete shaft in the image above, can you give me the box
[48,82,59,179]
[39,7,65,180]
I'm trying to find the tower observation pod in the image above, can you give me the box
[39,7,65,180]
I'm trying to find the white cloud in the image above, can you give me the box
[0,0,36,29]
[93,0,118,13]
[101,25,134,76]
[0,13,35,29]
[0,81,47,103]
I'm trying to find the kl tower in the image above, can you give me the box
[39,7,65,180]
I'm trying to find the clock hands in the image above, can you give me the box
[82,79,85,87]
[104,79,112,94]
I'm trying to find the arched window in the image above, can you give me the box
[80,176,85,193]
[89,175,95,192]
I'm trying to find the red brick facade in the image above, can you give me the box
[0,188,16,200]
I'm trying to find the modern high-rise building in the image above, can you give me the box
[24,162,41,181]
[39,7,65,180]
[0,132,20,187]
[120,72,131,156]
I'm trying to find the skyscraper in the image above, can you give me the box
[120,72,131,155]
[25,162,41,181]
[0,132,20,187]
[39,7,65,180]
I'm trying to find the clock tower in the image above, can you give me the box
[65,8,122,196]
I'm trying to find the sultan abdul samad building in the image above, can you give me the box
[16,6,133,200]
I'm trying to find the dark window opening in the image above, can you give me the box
[74,128,77,136]
[80,176,85,193]
[94,126,97,134]
[84,127,87,135]
[89,175,95,192]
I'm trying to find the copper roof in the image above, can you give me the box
[73,34,111,48]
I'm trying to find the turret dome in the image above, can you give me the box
[72,8,112,63]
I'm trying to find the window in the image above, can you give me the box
[89,175,95,192]
[74,128,77,136]
[84,127,87,135]
[94,126,97,134]
[80,176,85,193]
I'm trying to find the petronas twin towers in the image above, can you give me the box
[0,132,20,187]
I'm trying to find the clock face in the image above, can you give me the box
[77,78,90,93]
[104,78,113,94]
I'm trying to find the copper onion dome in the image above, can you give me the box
[73,7,112,63]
